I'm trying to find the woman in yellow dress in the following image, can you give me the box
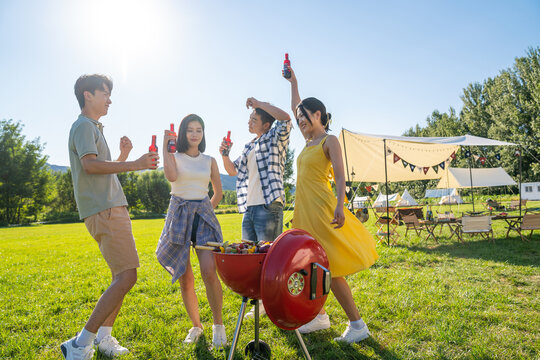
[283,65,379,343]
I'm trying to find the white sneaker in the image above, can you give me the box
[60,337,95,360]
[212,324,227,348]
[244,301,266,319]
[95,335,129,357]
[183,327,204,344]
[333,323,370,343]
[297,314,331,334]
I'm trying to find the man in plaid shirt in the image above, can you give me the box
[221,97,291,243]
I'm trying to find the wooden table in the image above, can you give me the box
[419,218,461,243]
[491,215,523,238]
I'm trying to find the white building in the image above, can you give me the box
[522,182,540,200]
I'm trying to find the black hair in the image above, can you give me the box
[74,74,113,109]
[176,114,206,153]
[295,97,331,131]
[255,108,276,128]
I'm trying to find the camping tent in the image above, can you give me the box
[352,196,370,208]
[439,189,464,205]
[373,192,400,207]
[437,167,517,189]
[425,188,456,198]
[396,189,418,206]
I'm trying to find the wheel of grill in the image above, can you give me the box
[244,340,271,359]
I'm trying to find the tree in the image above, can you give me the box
[283,148,295,204]
[52,169,77,212]
[0,119,52,224]
[136,170,170,213]
[117,171,140,210]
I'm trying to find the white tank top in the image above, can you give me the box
[170,153,212,200]
[246,143,265,206]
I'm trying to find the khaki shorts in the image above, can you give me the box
[84,206,140,276]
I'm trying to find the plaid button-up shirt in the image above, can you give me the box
[233,119,292,213]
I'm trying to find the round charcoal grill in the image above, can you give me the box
[214,229,331,360]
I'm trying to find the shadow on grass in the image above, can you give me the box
[403,235,539,267]
[281,327,402,360]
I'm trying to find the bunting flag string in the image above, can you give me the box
[385,146,454,176]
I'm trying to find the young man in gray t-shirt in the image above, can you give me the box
[61,74,159,360]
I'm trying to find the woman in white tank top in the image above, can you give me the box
[156,114,227,348]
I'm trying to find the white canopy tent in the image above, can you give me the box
[396,189,418,206]
[338,130,516,183]
[437,167,517,189]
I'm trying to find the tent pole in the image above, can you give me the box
[468,146,475,212]
[341,129,353,211]
[519,145,522,217]
[383,139,390,245]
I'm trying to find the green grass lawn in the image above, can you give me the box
[0,204,539,359]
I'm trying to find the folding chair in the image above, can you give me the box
[459,215,493,242]
[516,213,540,241]
[375,215,400,245]
[402,214,425,238]
[508,199,528,211]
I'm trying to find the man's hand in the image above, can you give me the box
[135,152,160,170]
[119,136,133,154]
[219,137,233,157]
[282,65,297,84]
[246,97,260,109]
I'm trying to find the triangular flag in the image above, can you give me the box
[402,160,408,168]
[450,151,456,160]
[473,154,479,161]
[495,153,501,160]
[366,186,372,193]
[464,149,471,158]
[423,167,429,175]
[386,148,393,156]
[432,165,439,174]
[479,157,486,165]
[393,153,401,163]
[514,150,520,157]
[440,162,445,170]
[409,164,416,172]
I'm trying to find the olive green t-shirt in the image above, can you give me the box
[68,115,127,219]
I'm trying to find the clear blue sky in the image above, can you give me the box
[1,0,539,174]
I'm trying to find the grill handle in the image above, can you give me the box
[309,263,331,300]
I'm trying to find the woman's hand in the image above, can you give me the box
[331,206,345,229]
[163,129,177,148]
[282,65,297,84]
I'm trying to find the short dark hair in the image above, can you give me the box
[176,114,206,153]
[74,74,113,109]
[296,97,331,132]
[255,108,276,129]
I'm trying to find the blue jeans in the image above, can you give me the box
[242,201,284,242]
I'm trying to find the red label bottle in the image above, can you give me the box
[149,135,158,152]
[283,53,291,79]
[167,123,176,153]
[221,131,232,156]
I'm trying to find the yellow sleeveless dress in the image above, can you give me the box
[293,136,378,277]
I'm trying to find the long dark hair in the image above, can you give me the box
[176,114,206,153]
[296,97,331,131]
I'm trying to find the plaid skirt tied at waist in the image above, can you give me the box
[156,195,223,283]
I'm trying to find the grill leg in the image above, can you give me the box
[227,296,248,360]
[294,329,312,360]
[252,299,260,352]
